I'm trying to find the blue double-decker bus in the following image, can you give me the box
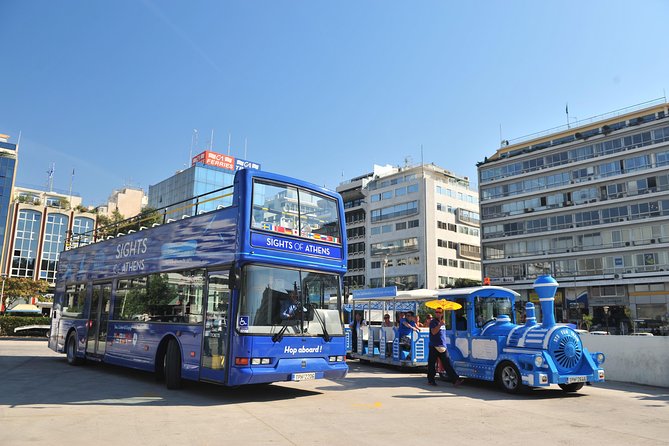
[48,169,348,389]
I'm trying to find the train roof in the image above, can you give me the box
[436,286,520,299]
[350,289,438,302]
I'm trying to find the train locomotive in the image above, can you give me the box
[439,275,605,393]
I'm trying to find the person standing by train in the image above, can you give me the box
[350,312,366,353]
[427,308,464,387]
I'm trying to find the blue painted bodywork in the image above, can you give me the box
[49,169,348,386]
[439,276,605,390]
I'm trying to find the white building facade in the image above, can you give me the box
[337,163,480,292]
[478,101,669,335]
[97,187,147,219]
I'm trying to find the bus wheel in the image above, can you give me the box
[496,361,526,394]
[66,333,83,366]
[164,339,183,390]
[559,382,584,393]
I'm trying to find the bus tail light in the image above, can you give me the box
[235,357,249,366]
[251,358,272,365]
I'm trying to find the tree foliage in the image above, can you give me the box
[95,208,162,238]
[453,278,482,288]
[1,278,50,311]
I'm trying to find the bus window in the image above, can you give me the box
[112,271,205,323]
[298,189,340,240]
[252,180,341,244]
[62,284,86,319]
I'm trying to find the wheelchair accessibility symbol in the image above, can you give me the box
[239,316,249,331]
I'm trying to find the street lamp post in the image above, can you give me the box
[382,256,388,288]
[603,305,610,334]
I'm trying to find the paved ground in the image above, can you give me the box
[1,338,668,445]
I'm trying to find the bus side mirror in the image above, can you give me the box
[229,267,241,289]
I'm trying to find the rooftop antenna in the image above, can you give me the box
[68,168,74,205]
[227,133,231,155]
[189,129,197,165]
[209,129,214,150]
[566,103,570,128]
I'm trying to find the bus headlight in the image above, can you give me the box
[534,355,544,368]
[596,353,605,365]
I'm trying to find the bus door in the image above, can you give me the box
[200,270,231,382]
[86,282,111,356]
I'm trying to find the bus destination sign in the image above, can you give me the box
[250,232,341,260]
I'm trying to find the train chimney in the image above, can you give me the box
[524,302,537,327]
[533,275,558,328]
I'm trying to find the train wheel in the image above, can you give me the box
[559,382,584,392]
[66,333,83,366]
[496,361,526,394]
[164,339,183,390]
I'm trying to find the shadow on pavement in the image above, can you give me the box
[316,359,602,402]
[0,353,319,408]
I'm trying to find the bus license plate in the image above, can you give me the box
[292,372,316,381]
[567,376,587,384]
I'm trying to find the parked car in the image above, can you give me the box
[589,331,610,335]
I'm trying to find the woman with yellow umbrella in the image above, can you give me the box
[425,299,464,387]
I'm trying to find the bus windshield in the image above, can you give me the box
[239,264,344,337]
[251,180,341,244]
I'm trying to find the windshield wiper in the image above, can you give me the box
[309,303,331,342]
[272,323,290,343]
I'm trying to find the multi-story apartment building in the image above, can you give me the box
[0,134,18,273]
[3,186,96,286]
[478,100,669,335]
[148,150,260,215]
[337,163,481,292]
[96,186,148,218]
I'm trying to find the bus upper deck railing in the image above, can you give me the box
[66,185,235,249]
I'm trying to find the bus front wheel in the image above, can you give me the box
[66,333,83,366]
[164,339,183,390]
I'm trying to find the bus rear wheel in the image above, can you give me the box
[66,333,83,366]
[164,339,183,390]
[496,361,526,394]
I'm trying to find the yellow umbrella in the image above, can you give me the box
[425,299,462,311]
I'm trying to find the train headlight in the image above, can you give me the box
[596,352,605,365]
[534,355,544,368]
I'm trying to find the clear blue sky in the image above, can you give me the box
[1,1,668,206]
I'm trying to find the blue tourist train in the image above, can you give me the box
[437,275,606,393]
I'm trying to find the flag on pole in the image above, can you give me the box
[565,103,569,115]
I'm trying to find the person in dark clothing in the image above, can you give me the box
[427,308,463,387]
[349,312,366,353]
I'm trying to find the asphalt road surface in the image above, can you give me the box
[1,338,668,445]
